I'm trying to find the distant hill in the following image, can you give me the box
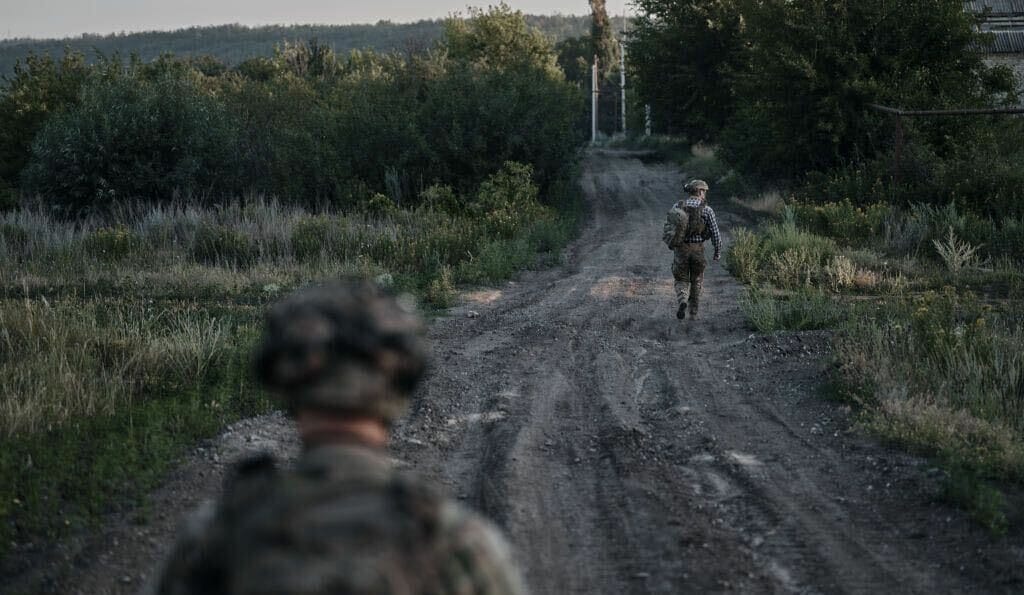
[0,15,590,77]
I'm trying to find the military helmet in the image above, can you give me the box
[254,280,427,421]
[684,179,709,194]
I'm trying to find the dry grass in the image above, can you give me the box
[732,190,784,215]
[691,142,717,160]
[0,298,236,437]
[0,176,580,438]
[824,255,857,291]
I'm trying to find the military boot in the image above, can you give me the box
[676,301,687,319]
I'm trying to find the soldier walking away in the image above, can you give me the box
[147,281,528,595]
[662,179,722,319]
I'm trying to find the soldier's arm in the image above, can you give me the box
[438,503,530,595]
[662,209,681,248]
[143,500,227,595]
[704,207,723,259]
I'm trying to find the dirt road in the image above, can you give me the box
[11,150,1023,594]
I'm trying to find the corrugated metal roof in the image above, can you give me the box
[966,1,1024,53]
[988,29,1024,51]
[965,0,1024,15]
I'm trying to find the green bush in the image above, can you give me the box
[4,7,585,216]
[792,199,891,246]
[424,265,457,308]
[740,286,845,332]
[192,223,255,266]
[714,169,754,200]
[291,215,348,261]
[720,0,1014,181]
[83,226,139,262]
[420,184,463,214]
[23,71,240,213]
[837,288,1024,532]
[474,161,547,237]
[726,227,762,283]
[0,51,90,188]
[365,193,399,218]
[760,217,837,267]
[878,203,1024,264]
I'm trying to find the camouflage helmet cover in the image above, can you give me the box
[254,280,427,421]
[684,179,709,194]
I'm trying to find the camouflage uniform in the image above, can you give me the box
[672,241,707,317]
[147,281,528,595]
[151,446,525,595]
[663,181,722,318]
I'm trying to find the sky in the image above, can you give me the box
[0,1,631,40]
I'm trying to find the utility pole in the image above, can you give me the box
[592,55,599,144]
[619,38,626,135]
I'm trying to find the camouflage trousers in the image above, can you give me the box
[672,243,706,314]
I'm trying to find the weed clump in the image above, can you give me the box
[424,265,457,308]
[725,227,761,283]
[292,215,346,261]
[193,222,255,266]
[740,286,844,332]
[83,225,139,261]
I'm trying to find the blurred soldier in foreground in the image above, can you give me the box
[662,179,722,319]
[149,281,527,595]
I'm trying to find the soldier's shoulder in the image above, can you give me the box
[436,501,528,594]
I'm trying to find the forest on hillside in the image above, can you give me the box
[0,15,590,78]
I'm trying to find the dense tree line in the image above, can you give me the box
[629,0,1023,217]
[0,16,590,79]
[0,6,585,215]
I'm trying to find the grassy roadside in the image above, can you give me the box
[0,167,583,555]
[726,192,1024,532]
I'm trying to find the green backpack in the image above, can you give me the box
[663,201,706,249]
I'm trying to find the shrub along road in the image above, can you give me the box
[17,150,1024,593]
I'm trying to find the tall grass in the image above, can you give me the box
[0,190,576,304]
[838,290,1024,434]
[740,286,846,332]
[833,289,1024,531]
[0,167,582,553]
[0,298,263,549]
[0,299,233,437]
[734,194,1024,531]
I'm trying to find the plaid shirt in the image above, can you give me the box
[679,197,722,257]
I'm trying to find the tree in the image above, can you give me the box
[590,0,620,79]
[23,69,240,213]
[0,51,90,189]
[722,0,1017,179]
[427,5,584,194]
[555,35,592,87]
[443,3,561,78]
[628,0,746,140]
